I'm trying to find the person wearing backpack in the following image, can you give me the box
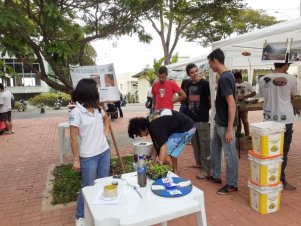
[145,87,154,114]
[0,83,14,134]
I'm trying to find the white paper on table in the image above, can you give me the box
[93,185,125,205]
[177,180,191,187]
[123,178,140,188]
[162,177,173,183]
[167,189,182,196]
[151,185,165,190]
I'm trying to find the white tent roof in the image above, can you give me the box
[168,17,301,76]
[209,18,301,131]
[166,18,301,132]
[213,17,301,50]
[214,17,301,73]
[166,55,208,71]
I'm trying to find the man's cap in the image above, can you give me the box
[274,53,292,67]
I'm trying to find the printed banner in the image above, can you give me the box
[289,40,301,61]
[70,64,119,102]
[262,42,288,61]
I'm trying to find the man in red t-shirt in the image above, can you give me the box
[152,66,186,110]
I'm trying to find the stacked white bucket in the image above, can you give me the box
[248,121,286,214]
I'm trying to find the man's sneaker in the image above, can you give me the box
[283,181,296,191]
[205,176,222,184]
[216,185,238,195]
[196,172,209,179]
[76,218,85,226]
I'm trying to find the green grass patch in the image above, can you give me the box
[51,156,134,205]
[110,155,135,175]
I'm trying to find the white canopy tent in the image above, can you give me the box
[209,17,301,130]
[167,17,301,133]
[168,17,301,80]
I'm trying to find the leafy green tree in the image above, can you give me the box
[141,58,164,86]
[184,8,279,46]
[0,60,16,78]
[0,0,156,93]
[144,0,278,65]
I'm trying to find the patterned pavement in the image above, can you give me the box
[0,108,300,226]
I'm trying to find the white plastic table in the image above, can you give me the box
[82,172,207,226]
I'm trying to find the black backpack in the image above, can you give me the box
[10,92,15,108]
[145,97,153,109]
[11,97,15,108]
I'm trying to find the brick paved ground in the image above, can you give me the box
[0,108,300,226]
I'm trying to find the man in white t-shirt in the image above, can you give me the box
[234,72,256,137]
[259,60,298,191]
[0,83,14,134]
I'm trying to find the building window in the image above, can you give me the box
[1,58,42,87]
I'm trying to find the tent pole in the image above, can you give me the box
[209,69,216,138]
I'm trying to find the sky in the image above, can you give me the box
[91,0,301,76]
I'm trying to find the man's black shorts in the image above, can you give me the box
[0,111,11,121]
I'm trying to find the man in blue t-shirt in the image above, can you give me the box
[184,63,211,180]
[207,48,239,195]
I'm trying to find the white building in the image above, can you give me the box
[0,57,52,98]
[116,72,138,102]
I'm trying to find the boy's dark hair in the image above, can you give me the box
[128,117,149,139]
[71,78,99,108]
[0,83,4,90]
[158,66,168,75]
[207,48,225,64]
[186,63,197,75]
[234,71,242,80]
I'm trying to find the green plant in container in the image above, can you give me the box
[146,160,170,180]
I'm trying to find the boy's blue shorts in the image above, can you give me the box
[166,125,196,158]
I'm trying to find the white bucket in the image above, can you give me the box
[133,142,153,168]
[248,181,283,214]
[250,121,285,157]
[133,141,153,156]
[248,151,283,186]
[250,121,286,135]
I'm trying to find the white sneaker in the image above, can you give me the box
[196,171,209,179]
[75,218,85,226]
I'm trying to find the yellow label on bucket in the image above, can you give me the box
[252,132,284,157]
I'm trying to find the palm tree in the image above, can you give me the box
[141,53,178,86]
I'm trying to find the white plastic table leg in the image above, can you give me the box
[196,200,207,226]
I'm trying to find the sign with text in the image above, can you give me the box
[70,64,119,102]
